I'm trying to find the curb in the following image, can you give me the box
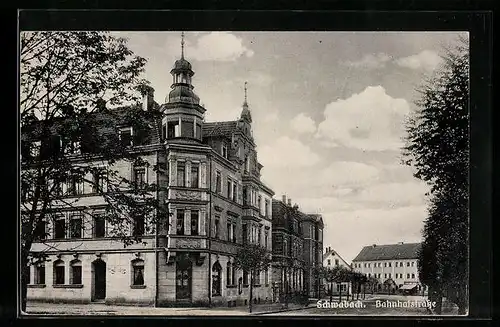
[251,305,316,315]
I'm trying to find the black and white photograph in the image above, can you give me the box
[19,28,472,317]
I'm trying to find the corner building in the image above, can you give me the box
[25,47,274,307]
[158,52,274,307]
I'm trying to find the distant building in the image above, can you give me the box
[271,196,324,300]
[301,213,323,298]
[322,247,351,295]
[352,242,423,294]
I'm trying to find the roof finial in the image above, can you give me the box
[181,31,185,59]
[244,81,248,104]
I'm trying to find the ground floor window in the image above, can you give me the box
[53,260,65,285]
[132,259,145,285]
[34,264,45,284]
[70,260,82,284]
[212,262,222,296]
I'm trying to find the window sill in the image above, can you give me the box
[53,284,83,288]
[28,284,46,288]
[226,285,237,289]
[243,284,249,288]
[130,285,146,289]
[253,284,261,288]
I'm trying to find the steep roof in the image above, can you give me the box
[21,105,162,145]
[202,121,238,138]
[322,248,350,266]
[352,243,421,262]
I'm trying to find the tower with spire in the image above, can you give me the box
[160,32,206,142]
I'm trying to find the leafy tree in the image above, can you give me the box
[233,244,272,313]
[403,36,469,315]
[19,31,166,312]
[321,265,351,302]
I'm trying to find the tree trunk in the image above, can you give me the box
[248,272,253,313]
[363,284,366,300]
[329,281,333,303]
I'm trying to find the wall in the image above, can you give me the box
[28,251,156,305]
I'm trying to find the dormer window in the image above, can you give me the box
[30,140,41,158]
[222,143,228,159]
[63,139,80,155]
[119,127,133,147]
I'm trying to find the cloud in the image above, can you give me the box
[395,50,444,71]
[186,32,254,62]
[234,71,273,88]
[263,111,279,123]
[356,181,429,207]
[258,136,321,168]
[290,113,316,134]
[319,161,380,187]
[342,53,392,69]
[316,85,411,151]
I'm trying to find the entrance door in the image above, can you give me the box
[176,259,192,300]
[93,260,106,301]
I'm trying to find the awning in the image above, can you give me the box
[400,284,418,290]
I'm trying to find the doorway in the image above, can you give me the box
[176,257,192,301]
[92,260,106,301]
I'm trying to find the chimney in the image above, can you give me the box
[282,195,286,204]
[372,244,377,248]
[140,85,155,111]
[287,199,292,206]
[398,242,404,245]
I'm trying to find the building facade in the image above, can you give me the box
[271,196,323,300]
[352,242,423,294]
[23,44,274,307]
[301,213,324,298]
[322,247,352,295]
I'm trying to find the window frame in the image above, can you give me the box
[70,260,82,285]
[69,214,83,239]
[53,260,65,285]
[190,164,199,188]
[176,210,185,235]
[190,211,199,236]
[132,259,145,286]
[177,163,186,187]
[34,263,45,285]
[119,126,134,147]
[54,215,66,239]
[94,214,106,238]
[215,171,222,193]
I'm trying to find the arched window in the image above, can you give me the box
[70,259,82,284]
[132,259,145,286]
[232,264,236,286]
[226,262,232,286]
[212,262,222,296]
[53,260,65,285]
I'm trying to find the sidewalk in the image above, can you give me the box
[24,301,316,316]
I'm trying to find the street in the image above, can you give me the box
[262,295,434,316]
[23,294,455,316]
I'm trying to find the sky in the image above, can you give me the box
[112,31,467,263]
